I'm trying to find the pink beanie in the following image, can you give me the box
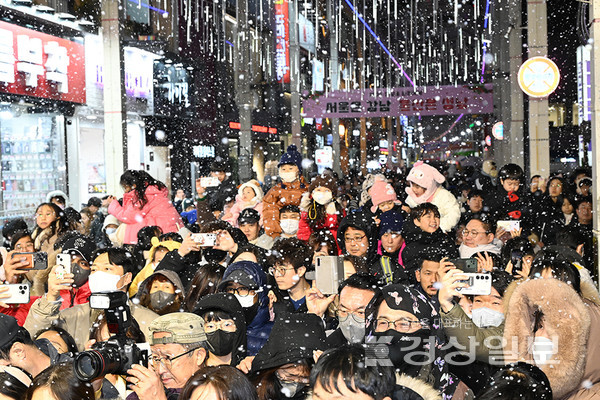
[405,161,445,204]
[369,180,399,212]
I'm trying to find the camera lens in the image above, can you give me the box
[74,346,122,381]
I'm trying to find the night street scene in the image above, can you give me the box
[0,0,596,399]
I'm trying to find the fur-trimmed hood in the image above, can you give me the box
[503,278,591,399]
[395,374,442,400]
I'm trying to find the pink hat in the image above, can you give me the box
[405,161,445,204]
[369,180,399,212]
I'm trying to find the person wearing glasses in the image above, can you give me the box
[126,312,209,400]
[267,238,313,315]
[365,284,472,399]
[194,292,247,368]
[217,261,273,356]
[459,217,501,259]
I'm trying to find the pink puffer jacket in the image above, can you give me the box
[108,185,183,244]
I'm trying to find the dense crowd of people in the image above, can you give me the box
[0,146,597,399]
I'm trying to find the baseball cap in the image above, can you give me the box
[238,208,260,225]
[60,235,96,263]
[0,314,27,349]
[148,312,207,345]
[218,269,258,291]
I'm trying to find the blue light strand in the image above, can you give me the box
[342,0,416,89]
[126,0,168,15]
[480,0,492,82]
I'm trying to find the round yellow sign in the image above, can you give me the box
[518,56,560,98]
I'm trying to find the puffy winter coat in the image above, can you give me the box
[108,185,183,244]
[262,178,308,238]
[405,186,461,232]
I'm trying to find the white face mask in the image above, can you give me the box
[280,219,299,235]
[280,171,298,183]
[235,293,256,308]
[532,336,556,365]
[105,228,117,236]
[88,271,124,293]
[312,190,333,205]
[471,307,505,328]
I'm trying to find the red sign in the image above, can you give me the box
[229,121,278,134]
[274,0,290,84]
[0,21,86,104]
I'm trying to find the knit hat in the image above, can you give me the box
[148,237,181,262]
[369,180,399,212]
[405,161,445,204]
[148,312,207,344]
[60,234,97,262]
[102,215,120,230]
[309,173,337,194]
[379,210,404,236]
[278,145,303,172]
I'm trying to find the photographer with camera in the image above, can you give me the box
[125,312,209,400]
[24,248,158,351]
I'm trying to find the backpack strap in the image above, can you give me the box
[380,256,394,285]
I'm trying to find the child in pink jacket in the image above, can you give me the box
[222,180,264,227]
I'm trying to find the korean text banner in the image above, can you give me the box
[302,84,493,118]
[0,20,86,104]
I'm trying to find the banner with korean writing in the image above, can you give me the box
[274,0,290,84]
[302,84,493,118]
[0,21,85,104]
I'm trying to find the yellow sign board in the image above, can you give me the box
[518,56,560,98]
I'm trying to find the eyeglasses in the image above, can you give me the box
[462,229,489,237]
[549,183,562,188]
[150,347,198,369]
[375,317,428,333]
[344,235,366,243]
[268,266,295,276]
[204,320,236,333]
[225,286,256,297]
[337,307,366,323]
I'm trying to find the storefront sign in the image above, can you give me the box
[312,59,324,92]
[492,121,504,140]
[303,84,493,118]
[577,46,591,123]
[518,56,560,98]
[274,0,290,84]
[193,145,215,158]
[154,60,192,116]
[124,47,156,99]
[229,121,278,134]
[0,21,85,103]
[298,13,315,53]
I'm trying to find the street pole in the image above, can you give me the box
[101,0,127,195]
[235,0,253,181]
[526,0,550,178]
[328,0,342,176]
[589,0,600,283]
[289,0,302,150]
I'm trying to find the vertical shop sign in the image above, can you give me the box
[274,0,290,84]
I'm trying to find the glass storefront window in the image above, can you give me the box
[0,108,67,220]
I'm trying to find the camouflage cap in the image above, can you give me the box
[148,312,207,345]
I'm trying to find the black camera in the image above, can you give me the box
[74,292,149,381]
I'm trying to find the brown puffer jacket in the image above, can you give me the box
[262,177,308,238]
[503,278,598,399]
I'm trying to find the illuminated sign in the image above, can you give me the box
[229,121,277,134]
[0,21,85,103]
[124,47,157,99]
[274,0,290,84]
[492,121,504,140]
[577,46,592,123]
[518,56,560,98]
[193,145,215,158]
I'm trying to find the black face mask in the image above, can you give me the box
[203,248,227,263]
[243,301,260,325]
[207,329,237,356]
[149,291,176,311]
[71,262,91,288]
[372,328,432,375]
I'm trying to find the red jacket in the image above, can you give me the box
[297,210,344,245]
[109,186,183,244]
